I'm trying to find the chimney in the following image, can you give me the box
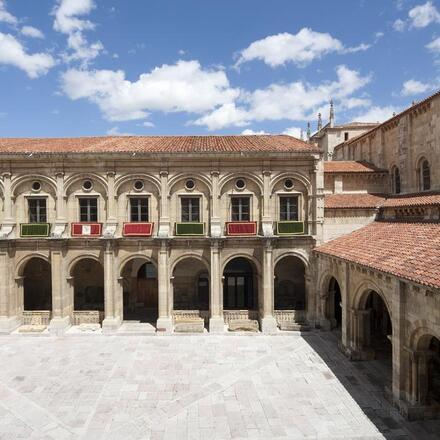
[329,99,335,128]
[317,113,322,131]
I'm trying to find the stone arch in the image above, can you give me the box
[274,250,309,269]
[68,253,101,277]
[274,255,306,310]
[172,256,210,311]
[115,173,161,194]
[171,253,210,275]
[168,172,212,194]
[353,279,392,320]
[318,270,342,298]
[118,254,157,277]
[219,172,263,194]
[64,173,108,197]
[16,253,50,277]
[270,172,312,194]
[222,253,262,276]
[409,323,440,351]
[22,256,52,312]
[11,174,57,196]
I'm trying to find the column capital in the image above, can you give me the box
[160,170,169,178]
[107,171,116,178]
[55,171,65,178]
[263,170,271,177]
[2,172,11,179]
[210,170,220,177]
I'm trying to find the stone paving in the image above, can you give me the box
[0,332,439,440]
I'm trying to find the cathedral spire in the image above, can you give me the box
[317,113,322,131]
[329,99,335,128]
[306,122,311,142]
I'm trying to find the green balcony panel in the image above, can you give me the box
[20,223,50,237]
[175,222,204,236]
[277,221,304,235]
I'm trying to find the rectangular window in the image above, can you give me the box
[344,132,349,141]
[279,196,299,221]
[181,197,200,222]
[231,197,250,221]
[28,198,47,223]
[129,197,149,222]
[79,198,98,222]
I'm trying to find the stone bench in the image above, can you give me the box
[228,319,259,332]
[174,318,205,333]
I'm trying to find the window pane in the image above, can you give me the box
[422,161,430,190]
[181,197,200,222]
[231,197,250,221]
[79,198,98,222]
[130,198,148,221]
[280,196,298,221]
[28,198,47,223]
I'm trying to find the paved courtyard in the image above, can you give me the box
[0,332,439,440]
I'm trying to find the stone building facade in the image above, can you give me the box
[0,135,323,336]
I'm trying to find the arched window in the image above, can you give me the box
[391,166,401,194]
[418,158,431,191]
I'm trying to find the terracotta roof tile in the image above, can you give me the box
[0,135,320,155]
[324,161,387,174]
[381,192,440,208]
[315,221,440,289]
[325,193,386,209]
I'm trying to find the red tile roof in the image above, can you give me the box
[315,221,440,289]
[0,135,320,155]
[324,161,387,174]
[325,193,386,209]
[381,192,440,208]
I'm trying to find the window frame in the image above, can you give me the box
[278,194,300,221]
[128,196,149,222]
[391,166,401,194]
[27,196,48,223]
[420,159,431,191]
[78,196,99,222]
[180,195,201,223]
[230,195,251,222]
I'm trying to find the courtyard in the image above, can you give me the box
[0,332,438,440]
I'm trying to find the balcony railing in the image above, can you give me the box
[226,221,257,236]
[71,222,102,237]
[123,222,154,237]
[20,223,50,237]
[276,221,304,235]
[175,222,205,236]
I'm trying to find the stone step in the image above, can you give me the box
[228,319,259,332]
[278,321,310,332]
[117,322,156,334]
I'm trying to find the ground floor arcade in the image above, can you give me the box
[315,252,440,421]
[0,237,314,334]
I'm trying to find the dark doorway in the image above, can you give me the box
[223,258,256,309]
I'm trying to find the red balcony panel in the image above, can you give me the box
[226,221,257,236]
[123,222,153,237]
[71,222,102,237]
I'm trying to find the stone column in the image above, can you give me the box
[103,172,117,238]
[261,170,273,236]
[0,172,15,238]
[51,172,68,238]
[210,171,221,238]
[158,171,170,237]
[157,239,172,332]
[0,245,19,332]
[49,242,70,335]
[347,308,374,360]
[260,239,277,333]
[209,239,224,332]
[102,241,121,333]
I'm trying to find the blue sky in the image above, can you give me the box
[0,0,439,137]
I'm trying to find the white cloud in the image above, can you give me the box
[401,79,431,96]
[21,26,44,39]
[241,129,268,135]
[0,0,17,25]
[408,1,440,28]
[194,65,371,130]
[61,60,240,121]
[142,121,154,127]
[0,32,55,78]
[427,36,440,52]
[393,18,407,31]
[106,126,133,136]
[283,127,303,138]
[353,105,399,123]
[235,28,370,68]
[53,0,103,64]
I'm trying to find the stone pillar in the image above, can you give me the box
[49,242,70,335]
[51,172,68,238]
[0,172,15,238]
[103,172,117,238]
[346,308,374,360]
[102,241,121,333]
[260,239,277,333]
[157,239,172,333]
[209,239,224,332]
[158,171,170,237]
[261,170,273,236]
[210,171,221,238]
[0,245,19,332]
